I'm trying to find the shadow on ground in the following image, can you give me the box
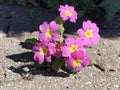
[6,52,34,63]
[6,42,69,77]
[9,64,69,78]
[6,52,69,77]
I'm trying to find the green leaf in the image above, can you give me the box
[100,0,120,21]
[90,59,97,66]
[52,58,65,72]
[70,69,77,74]
[55,16,64,25]
[25,38,38,45]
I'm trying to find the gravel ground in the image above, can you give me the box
[0,4,120,90]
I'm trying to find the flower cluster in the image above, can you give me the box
[32,4,101,73]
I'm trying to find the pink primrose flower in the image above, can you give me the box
[59,4,77,23]
[77,20,101,46]
[65,51,90,71]
[61,36,85,57]
[39,21,60,42]
[53,43,66,58]
[32,41,56,64]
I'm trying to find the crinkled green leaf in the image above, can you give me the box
[52,58,65,72]
[59,35,64,43]
[59,24,65,42]
[90,59,97,66]
[59,24,65,34]
[25,38,38,45]
[100,0,120,21]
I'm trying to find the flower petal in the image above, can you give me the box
[50,21,59,31]
[75,66,83,71]
[39,33,50,42]
[62,46,71,57]
[32,43,40,52]
[91,33,101,44]
[76,37,84,47]
[39,22,49,32]
[82,56,90,66]
[48,43,56,54]
[46,56,51,62]
[90,23,99,33]
[65,57,74,70]
[53,31,60,41]
[83,20,92,30]
[83,37,92,46]
[71,51,84,59]
[65,36,76,46]
[34,52,44,64]
[77,29,86,38]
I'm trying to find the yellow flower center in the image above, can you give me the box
[85,30,93,38]
[46,29,53,38]
[65,10,72,17]
[70,45,78,53]
[57,46,62,52]
[39,47,47,55]
[73,59,82,67]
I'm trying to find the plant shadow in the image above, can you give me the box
[6,42,69,77]
[6,52,34,63]
[19,42,33,50]
[9,64,70,78]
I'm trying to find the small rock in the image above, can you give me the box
[23,67,29,72]
[113,85,119,88]
[86,81,92,85]
[22,72,33,80]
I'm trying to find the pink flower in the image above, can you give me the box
[59,4,77,23]
[77,20,101,46]
[53,43,66,58]
[65,51,90,71]
[39,21,60,42]
[61,36,85,57]
[32,41,56,64]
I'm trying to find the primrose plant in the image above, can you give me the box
[27,4,101,74]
